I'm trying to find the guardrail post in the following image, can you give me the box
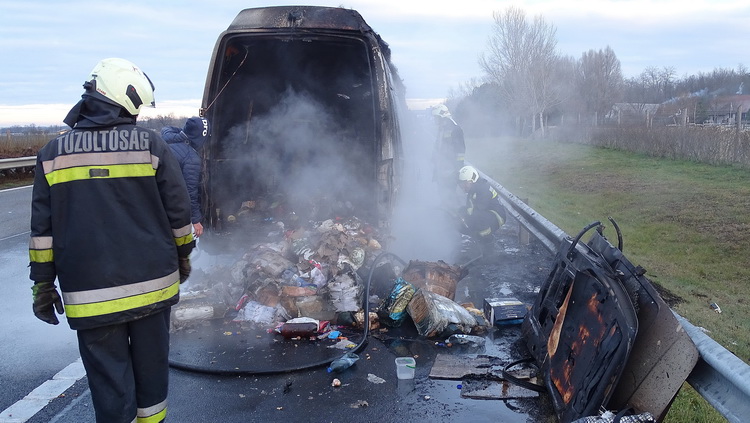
[518,197,530,246]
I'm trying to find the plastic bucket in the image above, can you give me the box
[395,357,416,379]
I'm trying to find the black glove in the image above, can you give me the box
[32,281,64,325]
[178,257,191,283]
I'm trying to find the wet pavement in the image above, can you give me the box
[28,216,558,423]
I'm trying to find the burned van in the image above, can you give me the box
[198,6,405,231]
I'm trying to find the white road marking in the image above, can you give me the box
[0,359,86,423]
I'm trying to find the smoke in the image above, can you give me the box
[206,37,463,264]
[388,109,464,263]
[217,88,372,223]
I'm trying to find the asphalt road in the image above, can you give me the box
[0,186,80,415]
[1,185,556,423]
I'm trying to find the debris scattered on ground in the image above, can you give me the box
[483,297,528,326]
[401,260,467,300]
[429,354,534,380]
[407,289,478,337]
[328,339,357,350]
[350,400,369,408]
[327,352,360,373]
[367,373,386,384]
[378,277,415,327]
[460,379,539,400]
[445,334,486,347]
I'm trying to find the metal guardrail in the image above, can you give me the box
[476,166,750,423]
[0,156,36,171]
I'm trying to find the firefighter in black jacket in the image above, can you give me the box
[432,104,465,197]
[457,165,506,252]
[28,58,194,423]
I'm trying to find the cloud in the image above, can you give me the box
[3,0,750,125]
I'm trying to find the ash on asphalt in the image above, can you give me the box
[167,217,558,422]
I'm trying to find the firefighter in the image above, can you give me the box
[432,104,466,197]
[162,116,210,238]
[457,165,507,253]
[28,58,194,423]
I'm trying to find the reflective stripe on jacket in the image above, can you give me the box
[465,178,507,227]
[29,124,194,330]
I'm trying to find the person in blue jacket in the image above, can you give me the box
[161,117,209,237]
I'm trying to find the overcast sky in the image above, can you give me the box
[1,0,748,126]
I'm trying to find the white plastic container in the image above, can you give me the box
[395,357,416,379]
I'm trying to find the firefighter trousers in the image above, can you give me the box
[77,308,171,423]
[462,209,502,239]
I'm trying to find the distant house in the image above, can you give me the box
[703,95,750,125]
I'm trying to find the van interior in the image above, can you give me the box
[204,35,379,227]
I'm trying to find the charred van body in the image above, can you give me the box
[199,6,405,230]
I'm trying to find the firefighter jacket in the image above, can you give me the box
[161,126,203,224]
[29,98,194,330]
[433,116,466,179]
[462,178,507,237]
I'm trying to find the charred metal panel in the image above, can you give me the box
[228,6,372,32]
[587,229,699,422]
[523,229,638,423]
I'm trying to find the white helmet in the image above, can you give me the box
[87,58,155,116]
[458,165,479,183]
[431,104,451,118]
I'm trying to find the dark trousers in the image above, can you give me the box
[77,308,171,423]
[463,209,501,239]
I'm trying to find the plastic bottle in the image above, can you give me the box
[327,352,359,373]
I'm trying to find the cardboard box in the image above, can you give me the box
[483,297,527,326]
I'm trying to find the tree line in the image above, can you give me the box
[448,6,750,137]
[2,114,188,136]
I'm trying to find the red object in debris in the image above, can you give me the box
[280,322,319,338]
[235,294,250,311]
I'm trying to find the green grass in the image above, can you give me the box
[468,136,745,422]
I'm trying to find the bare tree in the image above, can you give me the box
[447,77,484,105]
[554,54,582,123]
[577,46,624,125]
[139,113,180,131]
[659,66,676,100]
[479,6,559,137]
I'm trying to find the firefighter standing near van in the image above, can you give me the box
[457,165,507,254]
[432,104,466,198]
[28,58,194,423]
[162,116,210,238]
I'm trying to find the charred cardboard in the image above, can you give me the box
[401,260,467,301]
